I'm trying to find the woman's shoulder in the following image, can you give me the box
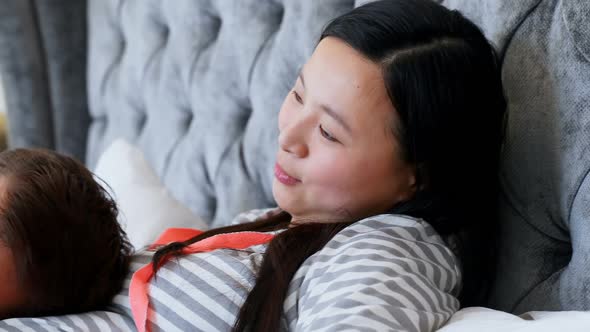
[288,213,463,331]
[342,213,449,247]
[314,213,462,294]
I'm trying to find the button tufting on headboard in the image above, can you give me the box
[136,112,147,136]
[182,111,193,133]
[159,24,169,40]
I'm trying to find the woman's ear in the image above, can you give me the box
[396,164,418,203]
[408,172,417,193]
[413,162,430,192]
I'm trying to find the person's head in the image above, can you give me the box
[273,0,505,232]
[0,148,132,319]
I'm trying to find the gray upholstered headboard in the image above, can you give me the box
[0,0,588,315]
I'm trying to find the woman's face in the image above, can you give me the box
[273,37,416,224]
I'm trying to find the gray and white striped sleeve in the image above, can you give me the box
[292,215,462,332]
[229,207,283,226]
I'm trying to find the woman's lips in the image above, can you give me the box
[274,163,300,185]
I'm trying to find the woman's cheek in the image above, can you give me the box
[308,150,351,189]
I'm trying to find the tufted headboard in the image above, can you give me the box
[0,0,588,314]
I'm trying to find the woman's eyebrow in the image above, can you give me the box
[298,69,352,134]
[320,104,352,134]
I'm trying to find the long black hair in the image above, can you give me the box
[153,0,506,330]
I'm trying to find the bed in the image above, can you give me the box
[0,0,589,330]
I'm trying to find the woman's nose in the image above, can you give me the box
[278,126,309,158]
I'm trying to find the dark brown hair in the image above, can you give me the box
[154,0,506,330]
[0,148,132,317]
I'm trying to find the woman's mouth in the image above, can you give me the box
[274,163,300,185]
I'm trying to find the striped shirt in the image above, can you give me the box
[0,208,461,331]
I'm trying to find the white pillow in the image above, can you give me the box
[439,307,590,332]
[93,139,208,250]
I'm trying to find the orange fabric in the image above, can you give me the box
[129,228,275,332]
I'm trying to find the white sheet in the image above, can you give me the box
[439,307,590,331]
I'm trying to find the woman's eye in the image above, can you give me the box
[292,90,303,104]
[319,125,337,142]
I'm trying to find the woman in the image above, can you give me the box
[147,0,506,331]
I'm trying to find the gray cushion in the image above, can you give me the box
[444,0,590,313]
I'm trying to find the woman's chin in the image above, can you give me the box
[272,179,286,205]
[272,180,297,213]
